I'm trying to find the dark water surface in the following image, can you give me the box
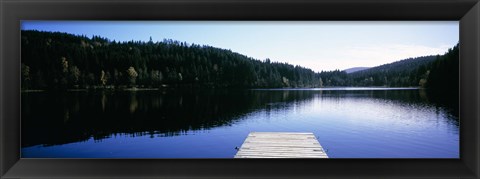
[21,88,459,158]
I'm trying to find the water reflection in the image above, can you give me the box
[21,88,459,158]
[22,89,308,147]
[129,92,138,114]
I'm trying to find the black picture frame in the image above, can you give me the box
[1,0,479,178]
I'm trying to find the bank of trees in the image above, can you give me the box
[307,45,458,90]
[21,30,324,89]
[347,55,438,87]
[346,44,458,91]
[426,44,459,95]
[21,30,458,91]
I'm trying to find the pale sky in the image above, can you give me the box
[21,21,459,72]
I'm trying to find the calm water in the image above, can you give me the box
[21,88,459,158]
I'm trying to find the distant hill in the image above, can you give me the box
[348,55,439,87]
[350,56,437,76]
[343,67,370,74]
[319,55,442,87]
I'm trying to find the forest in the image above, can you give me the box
[21,30,459,93]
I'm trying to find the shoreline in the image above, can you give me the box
[21,86,423,93]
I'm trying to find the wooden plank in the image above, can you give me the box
[234,132,328,158]
[240,144,322,147]
[236,151,327,155]
[236,154,328,157]
[239,148,325,151]
[235,154,328,157]
[235,155,328,158]
[236,152,327,156]
[238,150,326,153]
[249,132,313,134]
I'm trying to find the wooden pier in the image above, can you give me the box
[234,132,328,158]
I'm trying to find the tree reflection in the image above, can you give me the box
[129,92,138,114]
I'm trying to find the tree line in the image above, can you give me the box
[21,30,458,92]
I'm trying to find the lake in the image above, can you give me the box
[21,88,459,158]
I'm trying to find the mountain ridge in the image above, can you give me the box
[343,67,370,74]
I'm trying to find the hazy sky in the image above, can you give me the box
[21,21,459,72]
